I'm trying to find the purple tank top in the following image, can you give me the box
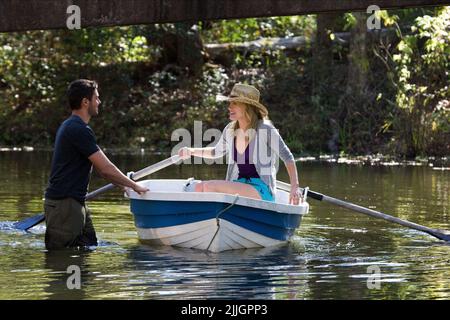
[233,137,260,179]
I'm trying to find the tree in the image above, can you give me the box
[146,23,205,77]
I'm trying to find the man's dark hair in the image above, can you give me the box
[67,79,98,110]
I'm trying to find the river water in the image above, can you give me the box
[0,151,449,299]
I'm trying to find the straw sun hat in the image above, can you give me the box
[216,83,269,118]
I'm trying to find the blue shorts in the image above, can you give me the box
[233,177,274,202]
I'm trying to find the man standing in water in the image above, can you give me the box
[44,79,148,250]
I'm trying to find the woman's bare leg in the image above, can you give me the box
[194,180,262,200]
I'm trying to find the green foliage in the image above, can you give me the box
[0,26,155,146]
[343,13,357,30]
[390,7,450,156]
[201,16,316,43]
[57,26,153,66]
[0,10,448,159]
[0,31,61,145]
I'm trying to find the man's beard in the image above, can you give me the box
[88,103,98,116]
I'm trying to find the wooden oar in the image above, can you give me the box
[13,155,181,231]
[276,180,450,242]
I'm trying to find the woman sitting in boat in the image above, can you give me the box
[179,83,301,205]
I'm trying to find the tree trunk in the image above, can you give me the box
[347,12,368,93]
[146,23,205,76]
[175,23,205,77]
[312,13,342,94]
[312,13,343,153]
[340,12,370,153]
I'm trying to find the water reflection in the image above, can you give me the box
[124,244,310,299]
[43,249,92,300]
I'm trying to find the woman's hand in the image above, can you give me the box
[289,184,302,205]
[178,147,192,160]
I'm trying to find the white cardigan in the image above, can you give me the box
[211,120,295,196]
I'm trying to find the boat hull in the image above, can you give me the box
[127,179,309,252]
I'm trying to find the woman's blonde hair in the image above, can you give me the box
[232,103,269,141]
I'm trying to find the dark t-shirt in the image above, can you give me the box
[45,115,99,204]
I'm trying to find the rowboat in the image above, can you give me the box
[15,155,450,243]
[126,178,309,252]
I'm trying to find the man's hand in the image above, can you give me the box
[132,183,149,195]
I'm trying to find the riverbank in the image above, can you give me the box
[2,146,449,169]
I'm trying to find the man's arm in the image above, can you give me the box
[89,149,148,194]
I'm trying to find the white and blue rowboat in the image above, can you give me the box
[126,179,309,252]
